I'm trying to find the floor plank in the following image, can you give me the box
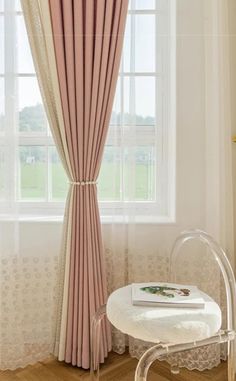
[0,351,228,381]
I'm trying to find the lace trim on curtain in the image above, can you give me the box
[0,256,58,370]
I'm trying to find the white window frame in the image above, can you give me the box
[0,0,176,221]
[99,1,176,221]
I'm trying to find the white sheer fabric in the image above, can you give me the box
[0,0,60,369]
[102,0,234,371]
[0,0,234,372]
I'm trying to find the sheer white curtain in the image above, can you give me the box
[102,0,235,371]
[229,0,236,277]
[0,0,234,372]
[204,0,235,367]
[0,0,59,369]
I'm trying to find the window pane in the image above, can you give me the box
[134,0,155,9]
[0,147,5,198]
[124,15,155,73]
[0,16,4,74]
[17,15,35,73]
[132,0,167,11]
[18,78,47,133]
[19,146,47,200]
[135,15,155,72]
[0,0,3,12]
[15,0,22,11]
[124,77,155,125]
[110,78,121,125]
[123,16,131,72]
[49,146,68,200]
[0,78,4,132]
[124,146,155,201]
[98,147,121,201]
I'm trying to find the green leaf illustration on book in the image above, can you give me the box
[140,285,191,298]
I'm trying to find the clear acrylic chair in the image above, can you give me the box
[90,229,236,381]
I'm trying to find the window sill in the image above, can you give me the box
[0,214,176,225]
[101,215,176,224]
[0,214,64,223]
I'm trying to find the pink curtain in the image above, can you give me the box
[48,0,128,369]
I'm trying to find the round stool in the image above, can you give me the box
[107,284,222,345]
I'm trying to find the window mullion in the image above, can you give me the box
[128,1,136,201]
[18,73,36,77]
[46,145,50,202]
[155,2,159,204]
[19,136,54,145]
[120,10,125,202]
[4,0,18,203]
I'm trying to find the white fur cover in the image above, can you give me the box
[107,285,222,344]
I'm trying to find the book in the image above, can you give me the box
[131,282,205,308]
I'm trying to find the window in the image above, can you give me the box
[0,0,68,215]
[0,0,176,220]
[100,0,176,220]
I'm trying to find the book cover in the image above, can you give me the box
[132,282,205,308]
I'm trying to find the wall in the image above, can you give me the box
[229,0,236,272]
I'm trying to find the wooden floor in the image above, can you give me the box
[0,351,228,381]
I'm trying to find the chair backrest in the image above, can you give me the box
[170,229,236,331]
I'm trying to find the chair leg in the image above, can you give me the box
[228,340,235,381]
[134,331,235,381]
[134,344,163,381]
[90,304,107,381]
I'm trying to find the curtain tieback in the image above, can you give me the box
[69,180,97,186]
